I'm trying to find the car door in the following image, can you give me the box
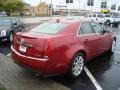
[91,22,110,53]
[12,18,18,32]
[12,18,22,32]
[16,19,23,32]
[77,22,100,60]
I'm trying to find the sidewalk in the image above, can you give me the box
[0,53,70,90]
[19,16,84,24]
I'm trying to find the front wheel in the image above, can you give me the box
[69,53,85,78]
[21,27,25,32]
[106,20,111,26]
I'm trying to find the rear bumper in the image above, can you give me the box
[11,46,53,76]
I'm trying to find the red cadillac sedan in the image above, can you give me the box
[11,19,115,78]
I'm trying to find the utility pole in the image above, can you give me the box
[79,0,80,10]
[51,0,53,19]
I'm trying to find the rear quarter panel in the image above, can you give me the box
[50,34,86,74]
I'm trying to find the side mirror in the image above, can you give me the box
[101,30,110,34]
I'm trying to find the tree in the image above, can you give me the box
[0,0,6,11]
[0,0,24,16]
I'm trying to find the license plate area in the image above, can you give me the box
[19,45,27,53]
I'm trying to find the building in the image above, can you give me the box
[12,2,51,16]
[55,0,120,13]
[54,9,89,16]
[79,0,120,13]
[30,2,51,16]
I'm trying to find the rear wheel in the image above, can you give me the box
[21,27,24,32]
[69,53,85,78]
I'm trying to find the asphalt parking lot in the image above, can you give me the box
[0,24,120,90]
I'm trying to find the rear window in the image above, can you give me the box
[30,22,68,34]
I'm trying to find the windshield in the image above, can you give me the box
[0,19,11,26]
[30,22,68,34]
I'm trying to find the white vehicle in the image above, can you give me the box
[85,13,120,25]
[85,13,104,24]
[103,14,120,25]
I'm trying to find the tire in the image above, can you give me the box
[9,32,14,42]
[21,27,24,32]
[106,20,111,26]
[68,53,85,78]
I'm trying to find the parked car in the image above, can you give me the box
[0,12,7,16]
[20,12,30,16]
[85,13,104,24]
[103,14,120,25]
[85,13,120,25]
[11,19,115,78]
[0,17,24,42]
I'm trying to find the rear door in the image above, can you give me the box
[77,22,100,60]
[91,22,110,53]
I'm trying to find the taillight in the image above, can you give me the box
[43,38,52,59]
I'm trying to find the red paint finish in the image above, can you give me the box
[11,20,114,76]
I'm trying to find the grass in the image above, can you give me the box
[0,84,6,90]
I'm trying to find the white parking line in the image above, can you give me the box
[84,66,103,90]
[7,53,11,56]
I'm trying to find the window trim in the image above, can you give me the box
[101,2,107,9]
[111,5,116,10]
[90,22,104,34]
[118,6,120,11]
[76,22,95,36]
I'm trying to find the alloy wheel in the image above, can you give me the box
[21,27,24,32]
[72,55,84,77]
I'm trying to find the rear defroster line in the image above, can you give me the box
[84,66,103,90]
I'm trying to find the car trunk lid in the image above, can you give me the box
[13,32,53,58]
